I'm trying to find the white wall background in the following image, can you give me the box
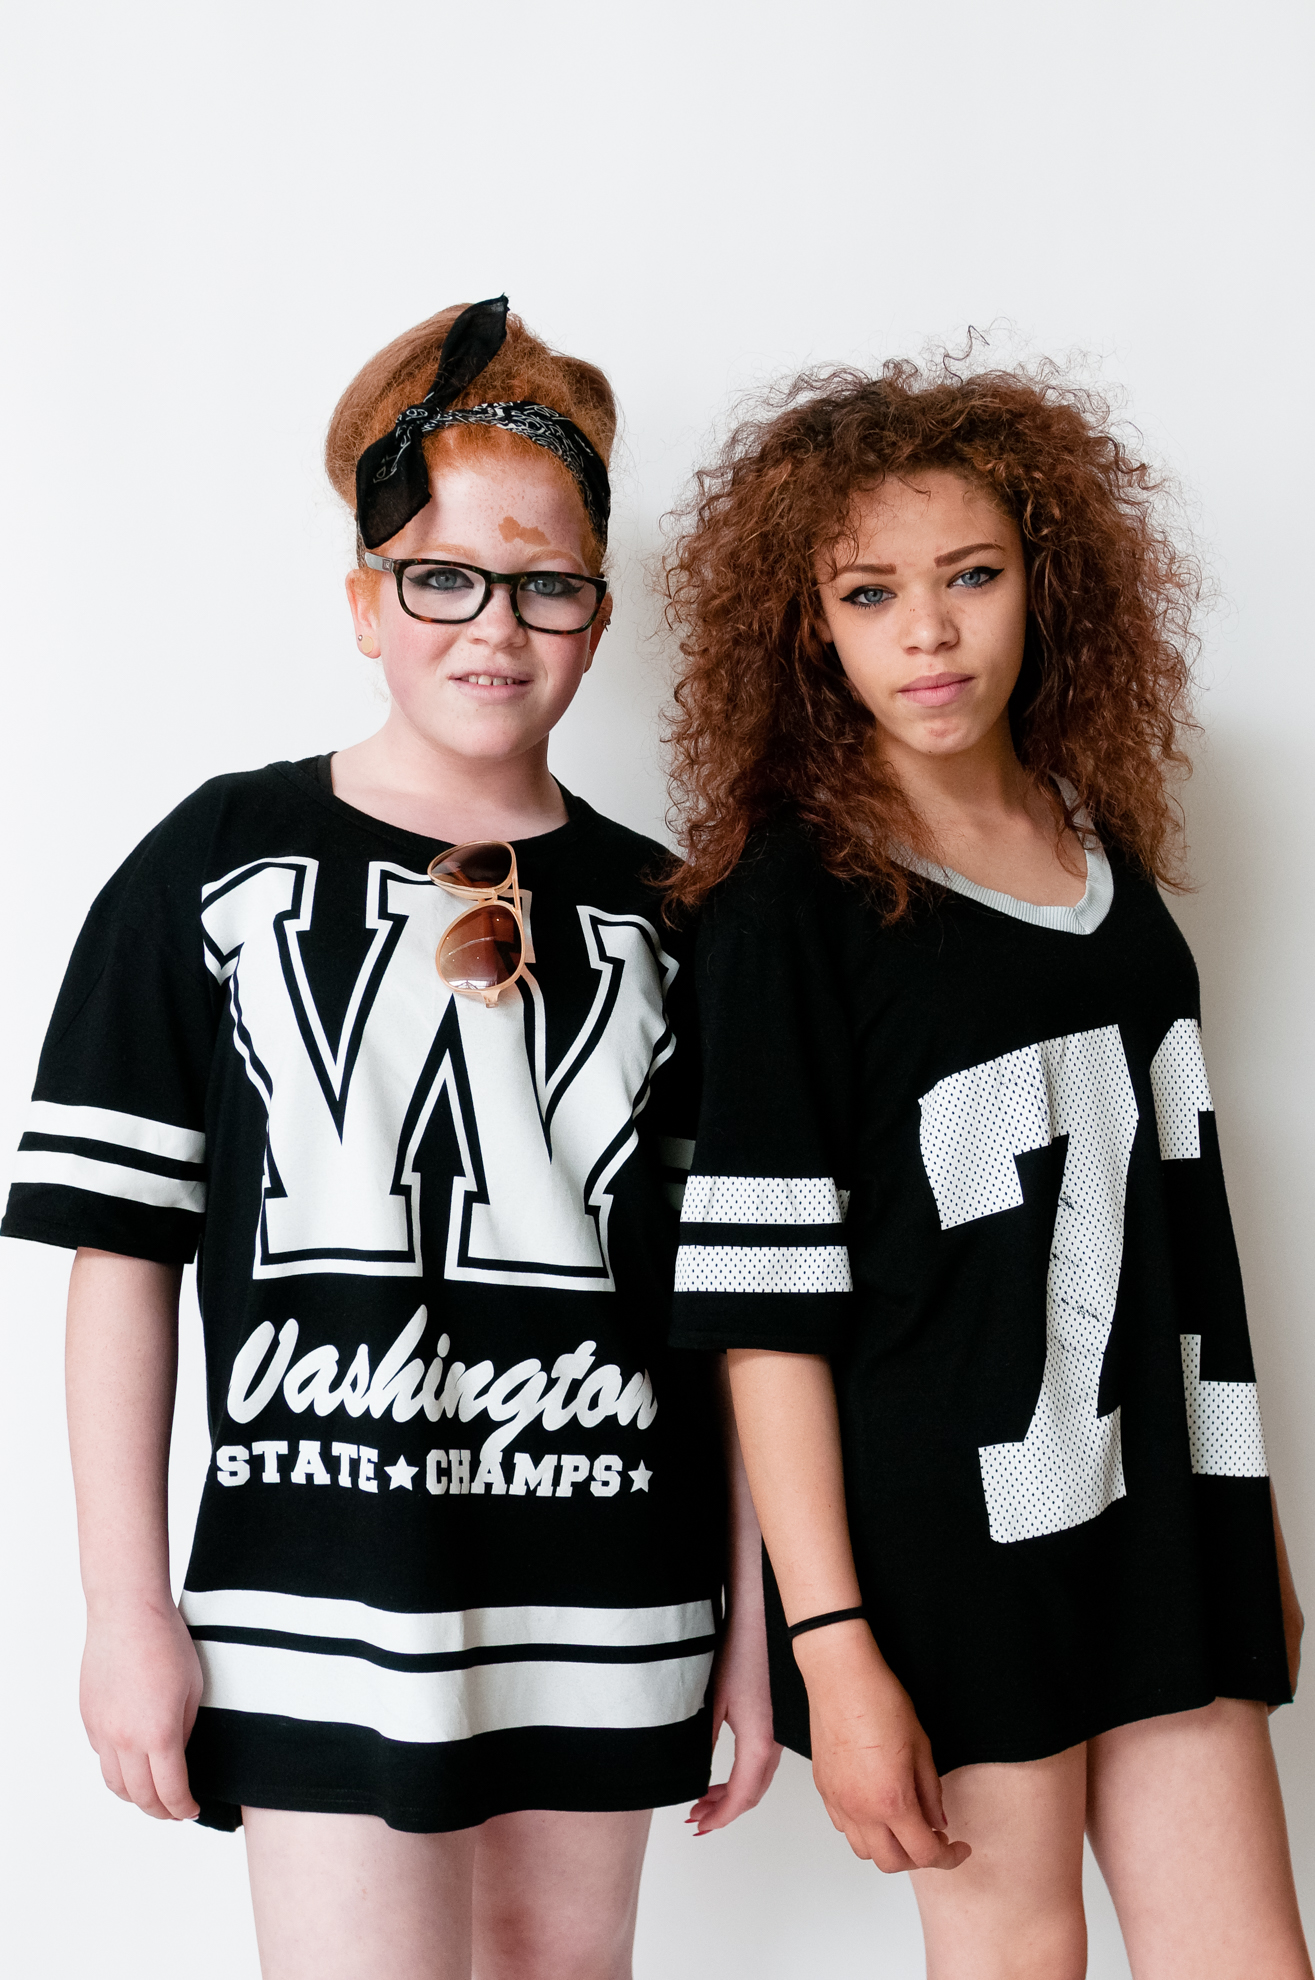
[1,2,1310,1971]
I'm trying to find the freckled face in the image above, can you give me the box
[814,470,1028,764]
[349,450,610,766]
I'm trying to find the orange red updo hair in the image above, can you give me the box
[662,358,1201,916]
[325,304,618,572]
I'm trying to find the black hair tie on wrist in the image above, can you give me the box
[786,1606,867,1641]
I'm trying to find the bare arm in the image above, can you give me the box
[727,1348,969,1872]
[66,1247,202,1820]
[687,1354,782,1834]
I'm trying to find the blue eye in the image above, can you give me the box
[519,572,585,599]
[949,565,1004,590]
[410,564,476,593]
[842,585,893,608]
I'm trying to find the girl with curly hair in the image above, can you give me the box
[666,358,1309,1977]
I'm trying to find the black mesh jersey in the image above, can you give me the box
[670,816,1289,1773]
[4,758,722,1831]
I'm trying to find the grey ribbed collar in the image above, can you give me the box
[900,783,1114,936]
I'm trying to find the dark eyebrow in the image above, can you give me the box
[832,541,1006,582]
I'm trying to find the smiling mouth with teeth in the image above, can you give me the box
[457,674,528,687]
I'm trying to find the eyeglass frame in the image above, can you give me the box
[427,840,530,1007]
[363,553,608,634]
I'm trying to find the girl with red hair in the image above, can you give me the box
[4,298,778,1978]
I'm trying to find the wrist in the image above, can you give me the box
[726,1562,767,1621]
[84,1581,178,1623]
[786,1603,866,1643]
[791,1615,885,1685]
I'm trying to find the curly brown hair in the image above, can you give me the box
[662,357,1201,914]
[325,304,618,573]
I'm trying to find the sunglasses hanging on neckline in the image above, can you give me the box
[427,839,529,1007]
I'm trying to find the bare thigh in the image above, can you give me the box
[472,1807,653,1980]
[243,1806,478,1980]
[1087,1697,1312,1980]
[909,1745,1088,1980]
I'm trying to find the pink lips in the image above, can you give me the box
[899,672,974,708]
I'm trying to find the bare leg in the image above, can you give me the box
[910,1745,1088,1980]
[243,1806,478,1980]
[472,1808,653,1980]
[1087,1698,1312,1980]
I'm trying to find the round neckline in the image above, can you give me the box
[273,755,594,865]
[899,780,1115,936]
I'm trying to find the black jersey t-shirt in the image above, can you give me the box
[4,758,722,1831]
[670,817,1289,1773]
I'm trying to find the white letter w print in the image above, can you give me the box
[201,858,677,1286]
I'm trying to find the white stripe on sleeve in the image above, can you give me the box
[674,1243,852,1294]
[27,1101,205,1164]
[11,1150,205,1213]
[681,1174,846,1225]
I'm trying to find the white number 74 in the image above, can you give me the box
[919,1020,1265,1548]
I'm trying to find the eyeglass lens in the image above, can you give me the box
[400,563,598,632]
[438,902,523,996]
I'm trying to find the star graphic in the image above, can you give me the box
[385,1455,418,1491]
[628,1462,652,1493]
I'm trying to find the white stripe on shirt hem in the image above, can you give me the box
[193,1638,713,1744]
[181,1589,715,1656]
[674,1243,852,1294]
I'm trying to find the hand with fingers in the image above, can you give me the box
[80,1595,204,1821]
[794,1620,971,1873]
[686,1599,783,1836]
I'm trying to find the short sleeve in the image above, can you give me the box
[2,822,219,1264]
[670,826,855,1354]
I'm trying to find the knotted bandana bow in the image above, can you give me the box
[354,295,611,551]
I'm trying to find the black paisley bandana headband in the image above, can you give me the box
[354,295,611,552]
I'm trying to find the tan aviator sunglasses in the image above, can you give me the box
[427,841,529,1007]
